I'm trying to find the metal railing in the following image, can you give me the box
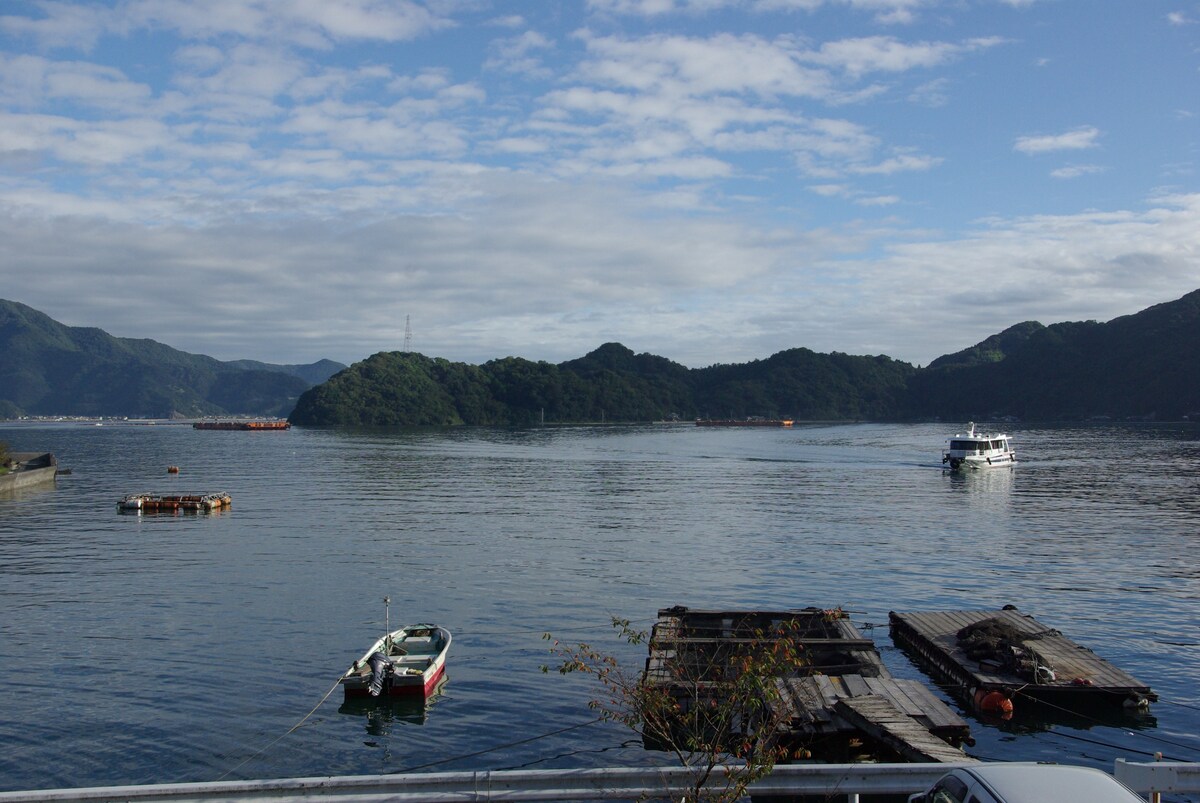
[0,760,1195,802]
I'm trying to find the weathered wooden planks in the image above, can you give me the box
[836,695,975,764]
[646,606,973,765]
[774,675,971,749]
[889,607,1156,716]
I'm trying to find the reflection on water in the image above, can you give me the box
[0,480,58,502]
[1,421,1199,792]
[338,676,449,735]
[944,465,1014,490]
[986,699,1158,735]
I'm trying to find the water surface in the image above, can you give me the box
[1,422,1197,792]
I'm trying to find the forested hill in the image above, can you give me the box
[904,289,1200,422]
[290,289,1200,426]
[288,343,915,426]
[5,288,1197,423]
[0,299,345,419]
[287,344,914,426]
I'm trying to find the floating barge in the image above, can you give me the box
[646,607,972,765]
[118,493,232,512]
[193,420,290,431]
[889,607,1157,718]
[695,419,794,427]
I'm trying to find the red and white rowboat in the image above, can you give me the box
[340,623,451,699]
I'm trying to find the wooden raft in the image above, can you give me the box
[773,674,973,762]
[647,606,887,683]
[889,607,1156,715]
[645,607,972,764]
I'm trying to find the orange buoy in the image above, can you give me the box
[167,466,180,473]
[974,689,1014,717]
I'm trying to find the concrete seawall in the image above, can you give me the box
[0,452,58,493]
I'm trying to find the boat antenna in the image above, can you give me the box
[384,596,391,636]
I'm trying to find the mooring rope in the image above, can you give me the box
[215,673,345,782]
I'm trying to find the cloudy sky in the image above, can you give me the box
[1,0,1197,369]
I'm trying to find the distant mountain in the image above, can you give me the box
[8,289,1199,424]
[906,289,1200,421]
[926,321,1045,370]
[0,299,346,419]
[291,289,1200,426]
[223,358,347,387]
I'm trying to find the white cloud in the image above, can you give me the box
[0,55,152,112]
[124,0,452,45]
[573,31,836,99]
[1014,126,1101,154]
[534,29,985,183]
[1,0,1195,375]
[589,0,939,26]
[0,0,454,52]
[908,77,949,107]
[1050,164,1105,179]
[805,35,1004,77]
[485,30,556,77]
[0,1,111,49]
[849,151,941,174]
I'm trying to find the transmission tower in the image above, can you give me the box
[403,315,412,352]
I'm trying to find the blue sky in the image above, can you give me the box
[1,0,1197,369]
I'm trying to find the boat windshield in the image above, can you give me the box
[948,438,1009,452]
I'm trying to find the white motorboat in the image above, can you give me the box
[942,422,1016,470]
[340,621,451,699]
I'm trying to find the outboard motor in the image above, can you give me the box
[366,650,394,696]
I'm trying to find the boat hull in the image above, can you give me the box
[193,421,290,430]
[341,660,446,699]
[947,452,1017,470]
[340,624,451,700]
[118,493,231,512]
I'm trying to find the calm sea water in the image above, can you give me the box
[1,421,1198,794]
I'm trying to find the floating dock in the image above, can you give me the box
[646,607,972,764]
[773,675,974,763]
[695,419,794,427]
[193,420,290,430]
[118,493,232,512]
[889,607,1157,717]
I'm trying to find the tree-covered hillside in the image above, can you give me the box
[0,299,345,418]
[291,289,1200,426]
[288,343,916,426]
[7,288,1199,424]
[906,289,1200,421]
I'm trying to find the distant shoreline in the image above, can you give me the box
[0,416,285,427]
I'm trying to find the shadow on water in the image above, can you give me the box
[977,701,1158,735]
[896,669,1160,736]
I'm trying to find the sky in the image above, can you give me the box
[1,0,1198,370]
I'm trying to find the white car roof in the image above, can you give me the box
[963,764,1144,802]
